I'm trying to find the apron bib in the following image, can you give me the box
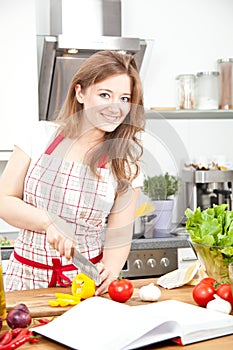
[6,132,116,290]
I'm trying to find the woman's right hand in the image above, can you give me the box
[45,221,75,260]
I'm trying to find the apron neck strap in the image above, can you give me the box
[45,132,64,155]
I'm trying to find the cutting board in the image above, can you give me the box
[6,287,73,317]
[5,286,143,318]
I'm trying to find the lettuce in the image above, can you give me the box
[185,204,233,283]
[185,204,233,246]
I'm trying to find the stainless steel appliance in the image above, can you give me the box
[182,169,233,211]
[121,227,190,279]
[37,0,147,121]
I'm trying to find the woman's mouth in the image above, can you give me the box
[100,112,122,123]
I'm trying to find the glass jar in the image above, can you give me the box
[0,248,6,319]
[196,71,220,110]
[175,74,196,110]
[217,58,233,110]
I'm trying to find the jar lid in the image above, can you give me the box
[196,71,220,77]
[217,58,233,63]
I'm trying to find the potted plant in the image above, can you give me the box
[143,172,179,231]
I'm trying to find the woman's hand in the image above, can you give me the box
[46,222,75,260]
[94,262,117,296]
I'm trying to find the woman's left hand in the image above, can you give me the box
[94,262,115,296]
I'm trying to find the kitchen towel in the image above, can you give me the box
[157,261,207,289]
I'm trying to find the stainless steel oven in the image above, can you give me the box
[121,227,191,279]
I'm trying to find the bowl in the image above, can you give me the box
[191,242,233,284]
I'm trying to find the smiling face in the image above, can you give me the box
[75,74,132,134]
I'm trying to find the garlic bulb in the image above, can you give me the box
[206,294,232,314]
[139,283,161,302]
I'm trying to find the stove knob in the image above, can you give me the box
[147,258,156,268]
[133,259,143,270]
[160,257,170,267]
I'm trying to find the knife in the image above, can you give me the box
[72,248,102,286]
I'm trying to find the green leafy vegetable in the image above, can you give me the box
[185,204,233,248]
[185,204,233,283]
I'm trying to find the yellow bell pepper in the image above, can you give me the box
[48,297,81,307]
[71,273,96,299]
[55,293,81,301]
[48,273,96,307]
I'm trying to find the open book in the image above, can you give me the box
[34,297,233,350]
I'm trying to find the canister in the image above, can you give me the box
[0,248,6,319]
[217,58,233,110]
[175,74,196,110]
[196,71,220,110]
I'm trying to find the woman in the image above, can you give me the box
[0,50,145,295]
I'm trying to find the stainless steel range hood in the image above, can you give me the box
[38,0,147,121]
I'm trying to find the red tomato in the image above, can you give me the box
[216,284,233,307]
[192,282,215,307]
[108,278,134,303]
[199,277,217,286]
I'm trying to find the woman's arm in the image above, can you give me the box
[0,147,74,259]
[0,147,51,230]
[95,186,140,295]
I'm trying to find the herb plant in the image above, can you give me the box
[143,172,179,200]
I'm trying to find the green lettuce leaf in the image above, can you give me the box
[185,204,233,246]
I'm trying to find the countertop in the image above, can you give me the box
[4,278,233,349]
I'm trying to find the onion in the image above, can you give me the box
[6,303,32,329]
[13,303,30,313]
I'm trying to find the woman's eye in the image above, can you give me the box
[100,93,110,99]
[121,96,130,103]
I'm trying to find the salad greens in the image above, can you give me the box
[185,204,233,283]
[185,204,233,252]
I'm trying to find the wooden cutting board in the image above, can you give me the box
[5,286,143,318]
[6,287,74,317]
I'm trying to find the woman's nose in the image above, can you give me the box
[108,103,121,114]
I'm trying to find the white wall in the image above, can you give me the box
[122,0,233,108]
[0,0,38,150]
[121,0,233,169]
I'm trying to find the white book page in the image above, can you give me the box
[34,297,233,349]
[35,297,179,350]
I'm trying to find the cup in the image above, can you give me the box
[0,248,6,319]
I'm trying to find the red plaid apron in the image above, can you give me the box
[5,132,115,291]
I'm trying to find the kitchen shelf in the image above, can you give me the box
[146,109,233,120]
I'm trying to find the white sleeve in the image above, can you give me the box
[14,121,59,160]
[131,167,145,188]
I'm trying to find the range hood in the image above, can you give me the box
[38,0,147,121]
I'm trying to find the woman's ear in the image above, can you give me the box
[75,84,84,104]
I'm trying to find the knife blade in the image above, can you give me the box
[72,248,102,286]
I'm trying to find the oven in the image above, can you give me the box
[121,226,192,279]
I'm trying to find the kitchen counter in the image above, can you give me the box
[5,278,233,349]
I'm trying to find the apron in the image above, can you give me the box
[5,132,116,291]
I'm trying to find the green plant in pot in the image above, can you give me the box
[143,172,179,230]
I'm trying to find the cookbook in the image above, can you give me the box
[34,296,233,350]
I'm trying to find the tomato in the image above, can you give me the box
[192,282,215,307]
[108,278,134,303]
[198,277,217,286]
[216,284,233,307]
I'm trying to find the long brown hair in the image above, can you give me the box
[57,50,145,193]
